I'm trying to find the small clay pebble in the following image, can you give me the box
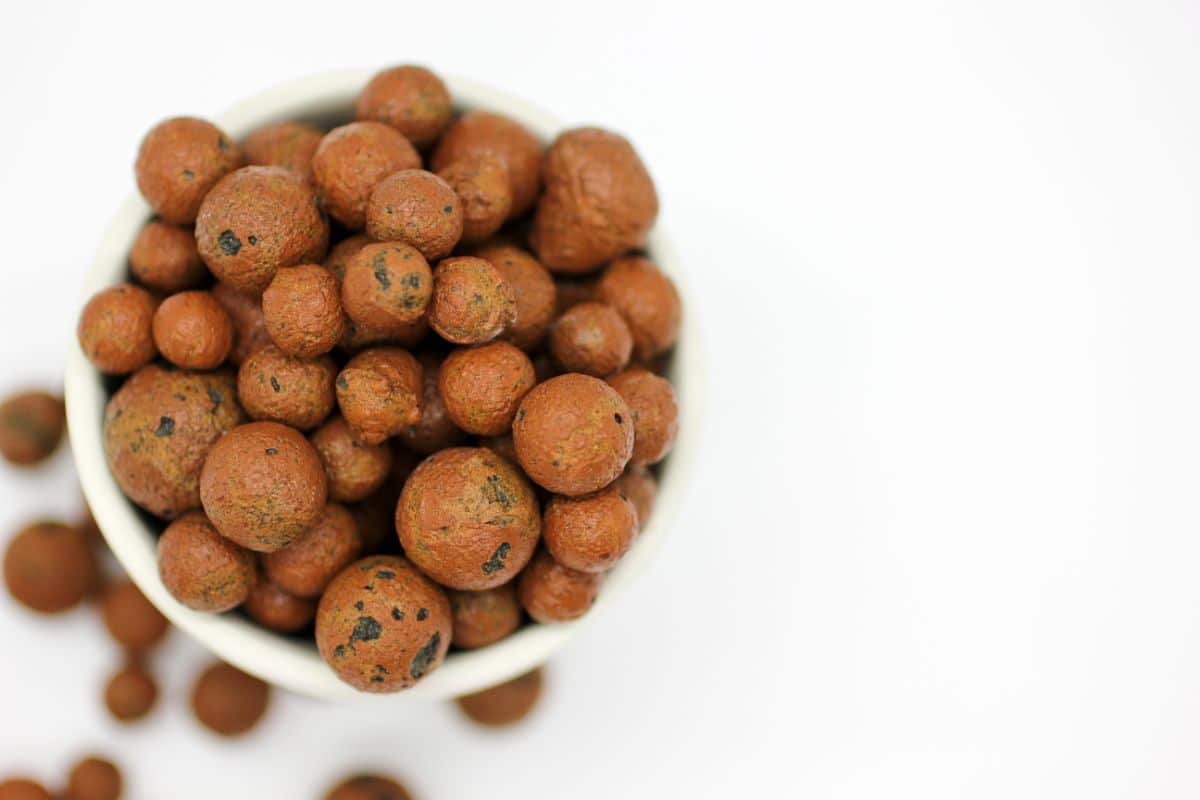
[135,117,242,225]
[549,301,633,377]
[437,156,512,245]
[365,170,463,261]
[129,219,207,292]
[543,486,637,573]
[263,503,362,598]
[243,578,316,633]
[104,663,157,723]
[517,548,602,623]
[356,64,453,149]
[152,290,235,370]
[607,368,679,465]
[398,352,466,454]
[191,661,270,737]
[3,521,97,613]
[479,434,518,465]
[324,774,413,800]
[341,242,433,336]
[323,234,370,281]
[237,344,338,431]
[512,373,633,496]
[100,579,169,652]
[315,555,451,692]
[262,264,345,357]
[200,421,328,552]
[211,281,270,364]
[196,166,330,293]
[448,583,522,649]
[77,284,158,374]
[65,756,122,800]
[242,121,323,181]
[530,127,658,273]
[593,256,681,360]
[475,244,556,351]
[313,122,422,230]
[103,365,244,519]
[554,278,595,315]
[428,256,515,345]
[438,342,535,436]
[613,465,657,528]
[157,511,256,612]
[396,447,540,590]
[0,391,65,466]
[310,415,393,502]
[334,348,423,445]
[456,668,544,727]
[432,111,544,217]
[0,779,52,800]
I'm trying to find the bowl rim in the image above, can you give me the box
[65,68,702,702]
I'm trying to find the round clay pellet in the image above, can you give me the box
[262,264,345,358]
[243,578,316,633]
[324,234,370,281]
[310,415,394,503]
[517,548,602,623]
[437,156,512,245]
[191,661,270,737]
[152,290,234,370]
[398,352,466,454]
[129,220,207,292]
[237,344,337,431]
[456,668,544,727]
[242,121,323,181]
[313,122,422,230]
[77,284,158,374]
[549,301,633,377]
[432,111,543,217]
[479,434,518,465]
[341,242,433,336]
[593,256,681,360]
[448,583,522,649]
[614,465,657,529]
[365,170,463,261]
[438,342,535,436]
[0,391,65,466]
[263,503,362,598]
[334,348,423,445]
[428,256,515,345]
[0,779,52,800]
[135,117,242,225]
[475,244,556,351]
[100,579,169,652]
[356,65,452,149]
[3,521,97,613]
[543,486,637,573]
[324,774,413,800]
[607,368,679,465]
[211,281,270,364]
[554,278,596,315]
[157,511,256,612]
[104,663,157,723]
[65,757,122,800]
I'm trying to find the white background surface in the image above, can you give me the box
[1,1,1199,797]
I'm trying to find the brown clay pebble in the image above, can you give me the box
[432,111,544,217]
[199,421,327,552]
[310,415,393,502]
[315,555,451,692]
[104,664,157,722]
[191,662,270,737]
[517,548,602,623]
[243,578,316,633]
[157,511,256,612]
[438,342,535,436]
[397,447,540,590]
[365,170,463,261]
[480,433,518,465]
[242,121,323,181]
[152,290,234,370]
[530,127,659,273]
[456,668,544,727]
[0,779,52,800]
[323,234,370,281]
[448,583,522,649]
[211,282,270,364]
[103,365,244,519]
[135,117,242,225]
[428,256,515,345]
[196,166,329,293]
[334,348,422,445]
[543,486,637,573]
[398,352,466,454]
[607,368,679,465]
[237,344,337,431]
[614,465,657,528]
[475,244,556,351]
[0,391,65,466]
[554,278,596,315]
[356,65,453,149]
[437,156,512,245]
[3,521,97,613]
[65,757,122,800]
[593,256,682,360]
[313,122,422,230]
[262,264,345,357]
[324,774,413,800]
[77,284,158,374]
[512,373,634,496]
[130,219,207,292]
[549,301,633,377]
[263,503,362,597]
[341,242,433,336]
[100,579,169,652]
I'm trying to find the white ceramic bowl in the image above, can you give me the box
[64,69,698,702]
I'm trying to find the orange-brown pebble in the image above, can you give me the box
[157,511,256,612]
[263,503,362,597]
[3,521,97,613]
[65,756,122,800]
[237,344,337,431]
[438,342,535,436]
[476,244,556,351]
[512,373,633,496]
[196,166,329,293]
[607,368,679,465]
[135,117,242,225]
[530,127,659,273]
[191,661,270,736]
[428,256,515,345]
[554,278,596,315]
[479,433,518,465]
[543,486,637,573]
[398,352,466,454]
[0,391,65,466]
[152,290,234,370]
[614,465,657,528]
[432,111,544,217]
[448,583,522,649]
[594,256,681,360]
[130,220,207,292]
[397,447,540,590]
[437,156,512,245]
[199,421,327,552]
[324,774,413,800]
[104,663,157,722]
[549,301,633,377]
[365,170,463,261]
[0,778,52,800]
[243,578,316,633]
[517,548,602,623]
[334,348,423,445]
[100,579,169,652]
[316,555,451,692]
[77,284,158,374]
[456,668,544,726]
[313,122,422,230]
[341,242,433,335]
[262,264,345,357]
[211,282,270,364]
[356,65,452,149]
[310,415,394,502]
[242,121,323,181]
[323,234,370,281]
